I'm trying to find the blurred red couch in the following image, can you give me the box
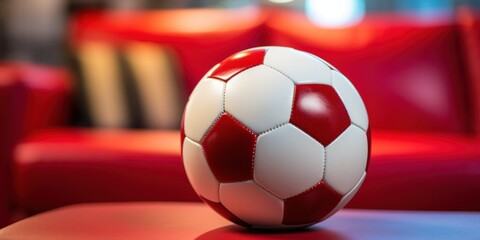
[1,7,480,227]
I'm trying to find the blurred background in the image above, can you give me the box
[1,0,480,66]
[1,0,480,129]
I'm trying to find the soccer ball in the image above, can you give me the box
[181,46,370,229]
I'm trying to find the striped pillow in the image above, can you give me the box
[70,41,184,129]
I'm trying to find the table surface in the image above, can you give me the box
[1,202,479,240]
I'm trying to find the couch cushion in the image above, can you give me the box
[14,129,198,213]
[457,7,480,133]
[265,10,472,134]
[70,41,184,129]
[349,131,480,211]
[68,8,265,129]
[14,128,480,213]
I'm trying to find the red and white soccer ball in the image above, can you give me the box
[181,46,370,229]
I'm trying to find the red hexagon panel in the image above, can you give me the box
[208,48,265,82]
[202,113,257,183]
[282,181,342,226]
[290,84,351,146]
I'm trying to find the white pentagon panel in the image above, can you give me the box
[264,47,331,85]
[324,125,368,195]
[225,65,294,133]
[247,46,292,52]
[184,78,225,142]
[182,137,220,202]
[220,181,283,226]
[332,71,369,130]
[321,172,366,221]
[254,124,325,199]
[300,51,338,71]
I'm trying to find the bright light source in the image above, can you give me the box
[395,0,453,19]
[269,0,295,4]
[305,0,365,28]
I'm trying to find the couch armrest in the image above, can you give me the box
[0,62,71,226]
